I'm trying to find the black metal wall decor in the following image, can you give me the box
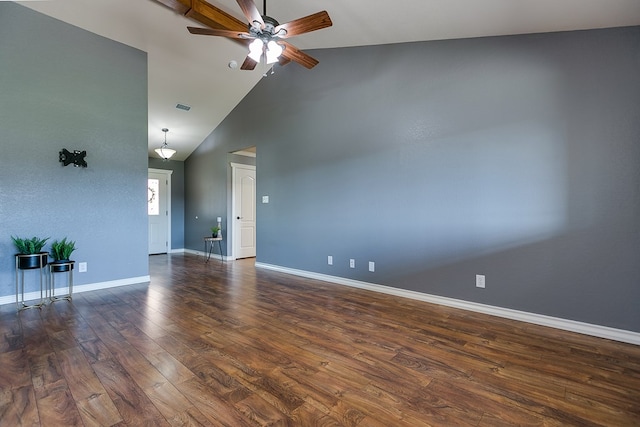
[59,149,87,168]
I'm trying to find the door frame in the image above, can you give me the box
[148,168,172,254]
[230,162,256,260]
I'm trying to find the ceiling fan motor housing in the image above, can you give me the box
[263,15,279,30]
[249,15,283,38]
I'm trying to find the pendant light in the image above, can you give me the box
[155,128,176,160]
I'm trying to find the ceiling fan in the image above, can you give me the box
[187,0,332,70]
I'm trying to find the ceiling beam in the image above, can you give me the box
[153,0,247,31]
[153,0,191,15]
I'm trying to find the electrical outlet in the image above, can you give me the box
[328,255,333,265]
[368,261,375,272]
[79,262,87,273]
[476,274,485,288]
[349,259,355,268]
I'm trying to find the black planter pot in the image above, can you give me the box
[51,260,75,273]
[16,252,48,270]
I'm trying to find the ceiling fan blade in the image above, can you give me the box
[278,56,291,67]
[236,0,264,28]
[187,26,251,39]
[279,41,319,69]
[240,56,258,70]
[274,11,332,38]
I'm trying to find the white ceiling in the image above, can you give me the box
[20,0,640,161]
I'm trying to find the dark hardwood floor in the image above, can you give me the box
[1,253,639,426]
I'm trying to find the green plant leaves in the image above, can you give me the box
[11,236,50,254]
[51,237,76,261]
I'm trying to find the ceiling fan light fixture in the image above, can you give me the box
[185,0,332,70]
[266,40,283,64]
[248,38,264,62]
[155,128,176,160]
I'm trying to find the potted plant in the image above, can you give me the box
[50,238,76,272]
[210,226,221,238]
[12,236,50,269]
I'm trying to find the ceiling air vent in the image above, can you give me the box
[176,103,191,111]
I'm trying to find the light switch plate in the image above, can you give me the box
[262,195,269,203]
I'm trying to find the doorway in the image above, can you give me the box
[231,163,256,259]
[148,168,172,254]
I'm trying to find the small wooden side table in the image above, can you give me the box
[203,236,223,263]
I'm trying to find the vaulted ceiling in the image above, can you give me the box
[20,0,640,160]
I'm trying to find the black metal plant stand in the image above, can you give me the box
[49,260,75,302]
[15,253,49,310]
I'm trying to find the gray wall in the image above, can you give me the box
[0,3,149,296]
[148,158,185,250]
[188,26,640,332]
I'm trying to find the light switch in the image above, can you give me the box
[262,195,269,203]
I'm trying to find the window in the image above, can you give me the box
[148,178,159,215]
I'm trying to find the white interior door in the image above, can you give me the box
[231,163,256,259]
[148,169,171,254]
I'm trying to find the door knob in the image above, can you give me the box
[237,216,241,219]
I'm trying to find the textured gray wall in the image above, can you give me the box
[191,26,640,332]
[0,3,149,295]
[148,158,185,250]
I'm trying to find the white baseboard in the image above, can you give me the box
[184,248,229,261]
[0,275,150,306]
[163,248,225,259]
[255,263,640,346]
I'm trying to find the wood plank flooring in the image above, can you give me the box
[1,253,639,426]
